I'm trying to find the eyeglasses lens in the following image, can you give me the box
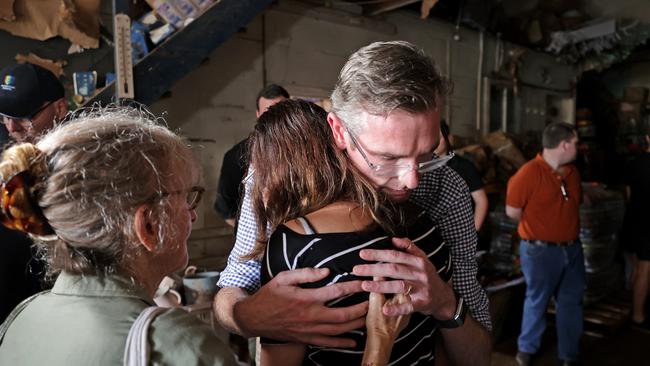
[186,188,204,210]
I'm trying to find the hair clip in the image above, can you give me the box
[0,170,54,236]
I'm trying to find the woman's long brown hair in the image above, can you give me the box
[245,99,400,259]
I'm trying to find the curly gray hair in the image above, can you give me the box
[0,105,199,276]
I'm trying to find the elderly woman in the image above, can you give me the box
[0,107,236,365]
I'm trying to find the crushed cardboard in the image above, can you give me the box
[0,0,100,49]
[481,131,527,170]
[15,53,66,77]
[420,0,439,19]
[0,0,14,21]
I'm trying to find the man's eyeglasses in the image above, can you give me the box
[560,180,569,201]
[156,186,205,210]
[347,130,454,178]
[0,101,53,129]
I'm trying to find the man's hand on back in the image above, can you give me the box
[352,237,456,320]
[233,267,368,347]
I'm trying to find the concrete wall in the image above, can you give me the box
[148,0,577,269]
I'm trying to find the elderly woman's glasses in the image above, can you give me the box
[158,186,205,210]
[347,130,454,178]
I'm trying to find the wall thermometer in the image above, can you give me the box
[114,13,134,99]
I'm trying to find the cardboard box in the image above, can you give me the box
[623,86,649,103]
[456,144,489,173]
[145,0,184,28]
[481,131,527,170]
[619,101,642,121]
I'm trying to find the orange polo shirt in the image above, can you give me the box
[506,154,581,242]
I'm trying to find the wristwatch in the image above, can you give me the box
[435,291,467,328]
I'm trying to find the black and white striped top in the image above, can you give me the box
[260,206,453,365]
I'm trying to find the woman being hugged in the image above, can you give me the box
[0,106,236,366]
[248,99,453,365]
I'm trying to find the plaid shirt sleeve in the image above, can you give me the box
[217,171,263,293]
[411,167,493,331]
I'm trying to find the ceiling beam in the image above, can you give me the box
[362,0,421,16]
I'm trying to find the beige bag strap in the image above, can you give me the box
[123,306,167,366]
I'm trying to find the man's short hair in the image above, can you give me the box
[330,41,452,134]
[255,84,289,111]
[542,122,577,149]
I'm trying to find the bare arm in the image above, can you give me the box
[505,205,522,221]
[261,343,306,366]
[363,277,411,366]
[439,311,492,365]
[213,286,249,335]
[471,189,489,231]
[214,267,368,347]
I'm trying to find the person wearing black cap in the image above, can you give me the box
[0,63,68,143]
[0,63,66,322]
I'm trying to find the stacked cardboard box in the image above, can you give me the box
[619,86,648,123]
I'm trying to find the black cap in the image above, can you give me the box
[0,63,64,119]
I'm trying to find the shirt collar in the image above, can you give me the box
[535,153,573,178]
[52,271,154,305]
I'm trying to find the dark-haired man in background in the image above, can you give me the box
[214,84,289,227]
[506,122,583,366]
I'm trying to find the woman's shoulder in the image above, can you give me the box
[282,202,375,235]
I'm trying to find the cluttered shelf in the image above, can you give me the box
[0,0,273,109]
[81,0,222,106]
[85,0,274,107]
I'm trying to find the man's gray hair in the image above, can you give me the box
[330,40,452,134]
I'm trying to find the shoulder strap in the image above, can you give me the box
[0,290,50,346]
[123,306,167,366]
[296,217,316,235]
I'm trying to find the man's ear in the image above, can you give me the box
[53,98,68,121]
[134,204,159,252]
[562,140,571,151]
[327,112,348,150]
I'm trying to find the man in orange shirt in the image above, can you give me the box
[506,122,583,366]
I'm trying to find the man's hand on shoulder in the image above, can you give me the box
[233,267,368,347]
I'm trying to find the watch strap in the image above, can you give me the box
[435,292,467,328]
